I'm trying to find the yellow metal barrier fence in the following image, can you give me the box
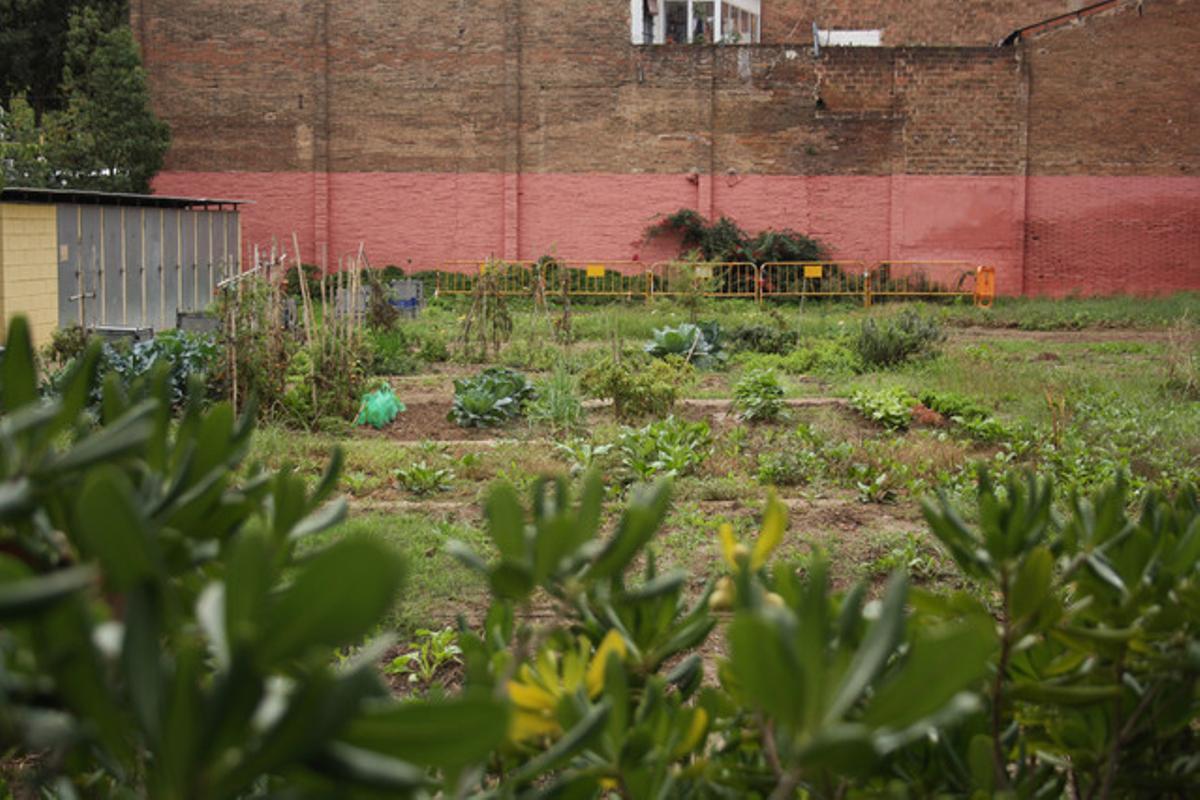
[429,259,998,307]
[649,261,759,301]
[759,262,870,302]
[866,261,977,305]
[552,261,652,298]
[435,260,540,296]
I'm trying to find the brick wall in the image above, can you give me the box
[0,204,61,344]
[131,1,1028,177]
[136,0,1200,296]
[763,1,1078,45]
[1022,0,1200,295]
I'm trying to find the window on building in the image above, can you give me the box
[813,27,882,47]
[633,0,761,45]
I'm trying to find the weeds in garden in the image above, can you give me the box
[385,627,463,688]
[395,461,455,495]
[527,363,585,433]
[733,367,786,422]
[855,309,944,367]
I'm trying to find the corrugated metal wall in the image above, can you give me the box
[55,204,240,330]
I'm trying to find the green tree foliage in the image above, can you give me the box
[47,6,169,192]
[0,2,168,192]
[0,94,52,186]
[0,0,127,114]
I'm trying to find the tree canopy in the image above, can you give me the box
[0,0,127,115]
[0,0,168,193]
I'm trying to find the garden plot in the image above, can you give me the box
[14,289,1200,797]
[245,296,1200,638]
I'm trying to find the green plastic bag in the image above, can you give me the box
[355,387,405,429]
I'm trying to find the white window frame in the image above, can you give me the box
[813,27,882,47]
[631,0,761,45]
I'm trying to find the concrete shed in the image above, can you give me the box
[0,187,245,343]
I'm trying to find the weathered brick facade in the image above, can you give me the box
[134,0,1200,295]
[761,0,1078,45]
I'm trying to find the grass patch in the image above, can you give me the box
[297,511,491,633]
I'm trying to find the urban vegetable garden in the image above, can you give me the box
[3,255,1200,797]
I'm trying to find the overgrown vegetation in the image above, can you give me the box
[580,352,694,421]
[733,367,785,422]
[645,208,824,265]
[854,309,944,368]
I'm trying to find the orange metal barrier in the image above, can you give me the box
[974,266,996,308]
[759,262,870,303]
[649,261,759,301]
[435,260,540,296]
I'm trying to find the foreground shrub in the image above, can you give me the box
[733,367,786,422]
[0,316,506,798]
[580,352,693,421]
[855,309,944,368]
[449,366,535,428]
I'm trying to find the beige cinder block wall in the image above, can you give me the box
[0,203,60,344]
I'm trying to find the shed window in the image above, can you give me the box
[633,0,760,45]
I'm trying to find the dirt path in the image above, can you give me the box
[950,326,1169,343]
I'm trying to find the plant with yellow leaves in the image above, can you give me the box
[710,491,787,610]
[507,630,627,743]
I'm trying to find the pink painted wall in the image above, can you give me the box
[152,171,1200,296]
[1025,176,1200,297]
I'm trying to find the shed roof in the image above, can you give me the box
[0,186,248,210]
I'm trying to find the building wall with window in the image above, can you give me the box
[132,0,1200,296]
